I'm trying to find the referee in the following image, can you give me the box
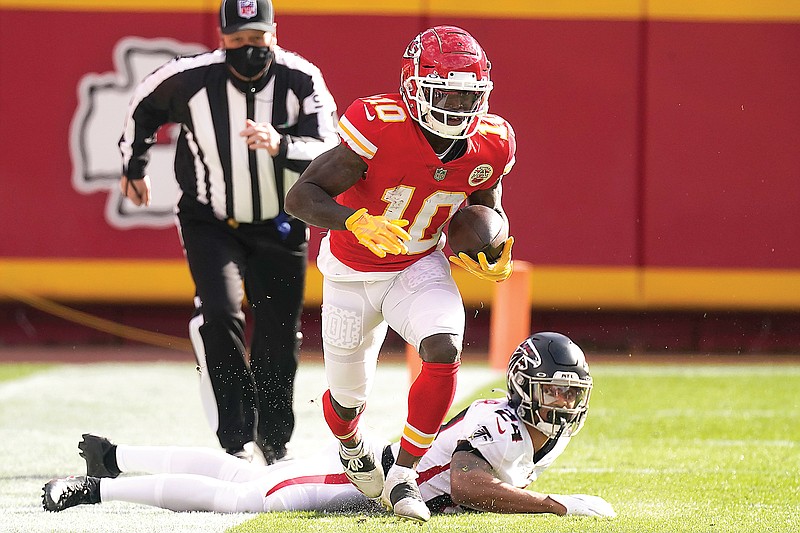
[118,0,338,464]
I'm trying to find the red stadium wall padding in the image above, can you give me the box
[0,6,798,309]
[644,21,800,268]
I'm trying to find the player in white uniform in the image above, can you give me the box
[42,333,615,519]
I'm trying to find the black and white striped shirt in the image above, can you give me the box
[120,46,338,224]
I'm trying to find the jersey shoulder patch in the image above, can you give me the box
[473,114,516,177]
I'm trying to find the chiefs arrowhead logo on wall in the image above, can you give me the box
[70,37,206,229]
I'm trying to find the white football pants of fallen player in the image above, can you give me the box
[99,439,388,512]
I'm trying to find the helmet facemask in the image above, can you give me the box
[506,333,593,438]
[521,378,592,438]
[405,72,491,139]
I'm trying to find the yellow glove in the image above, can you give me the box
[345,208,411,258]
[449,236,514,282]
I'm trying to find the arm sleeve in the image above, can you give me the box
[118,63,179,179]
[279,66,340,173]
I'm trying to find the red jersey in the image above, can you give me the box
[331,93,516,272]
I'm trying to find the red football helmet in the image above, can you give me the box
[400,26,492,139]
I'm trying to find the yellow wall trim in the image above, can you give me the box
[1,259,798,311]
[1,0,799,21]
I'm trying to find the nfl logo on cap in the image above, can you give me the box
[238,0,257,18]
[220,0,275,34]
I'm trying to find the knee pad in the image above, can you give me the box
[419,334,462,364]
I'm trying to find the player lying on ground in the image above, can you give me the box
[42,332,615,519]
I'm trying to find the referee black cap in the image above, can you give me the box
[220,0,276,35]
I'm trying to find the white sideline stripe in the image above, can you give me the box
[0,372,61,401]
[0,362,245,533]
[0,361,502,533]
[0,361,503,454]
[2,360,797,532]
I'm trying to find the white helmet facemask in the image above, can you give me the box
[506,332,593,439]
[407,71,492,139]
[511,374,592,438]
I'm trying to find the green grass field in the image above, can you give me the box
[0,362,51,381]
[1,359,798,532]
[232,363,800,533]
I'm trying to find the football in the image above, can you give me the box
[446,204,508,262]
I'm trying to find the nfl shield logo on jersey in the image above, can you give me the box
[238,0,257,18]
[434,168,448,181]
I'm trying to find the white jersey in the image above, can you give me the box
[102,397,571,514]
[258,397,571,513]
[394,397,571,512]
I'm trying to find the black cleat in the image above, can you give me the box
[42,476,101,512]
[79,434,120,478]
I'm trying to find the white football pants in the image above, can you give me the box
[321,251,465,408]
[99,441,388,513]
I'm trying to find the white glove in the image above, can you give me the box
[549,494,617,518]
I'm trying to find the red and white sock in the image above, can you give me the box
[401,361,460,456]
[321,389,362,443]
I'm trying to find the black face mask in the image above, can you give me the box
[225,45,273,79]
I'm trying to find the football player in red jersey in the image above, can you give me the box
[284,25,516,522]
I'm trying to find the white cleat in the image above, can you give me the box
[381,466,431,523]
[339,441,385,499]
